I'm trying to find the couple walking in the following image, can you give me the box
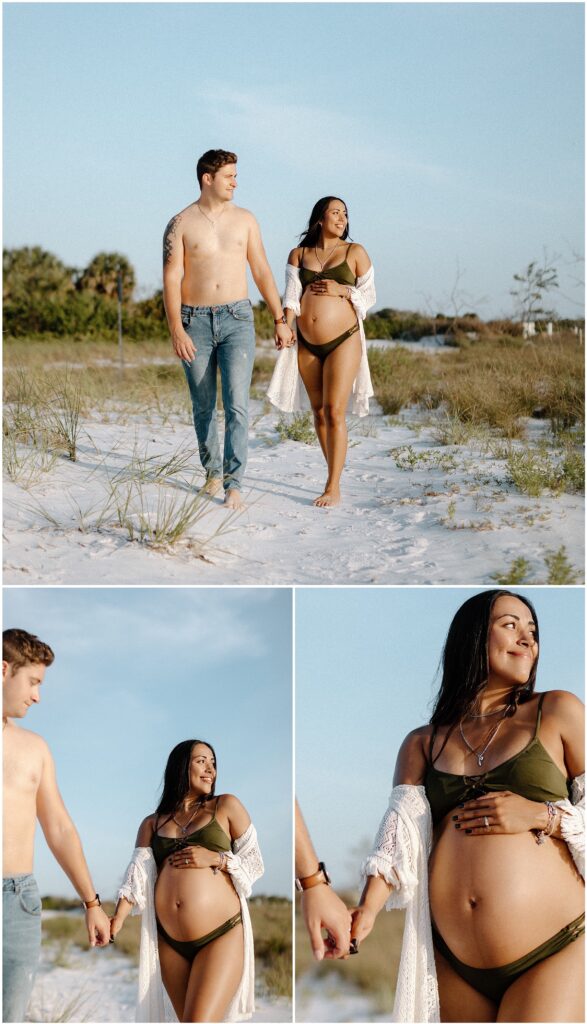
[3,629,263,1024]
[164,149,375,509]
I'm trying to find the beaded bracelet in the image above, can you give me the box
[535,801,557,844]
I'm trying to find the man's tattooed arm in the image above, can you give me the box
[163,214,181,266]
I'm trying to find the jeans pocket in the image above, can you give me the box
[230,302,253,322]
[19,889,41,917]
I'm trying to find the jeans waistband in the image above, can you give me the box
[3,874,36,893]
[181,299,251,314]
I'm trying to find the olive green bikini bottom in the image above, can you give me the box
[432,911,585,1003]
[157,911,242,962]
[298,322,359,361]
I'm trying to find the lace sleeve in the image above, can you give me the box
[117,847,152,915]
[225,824,264,899]
[361,792,421,910]
[283,264,302,315]
[348,266,376,322]
[556,772,585,878]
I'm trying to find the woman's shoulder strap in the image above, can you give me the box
[535,692,547,735]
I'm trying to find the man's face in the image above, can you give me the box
[2,661,46,718]
[207,164,237,202]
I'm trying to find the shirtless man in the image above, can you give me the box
[3,629,111,1023]
[163,148,294,509]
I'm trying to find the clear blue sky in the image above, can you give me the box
[295,586,585,888]
[3,587,292,897]
[3,3,584,318]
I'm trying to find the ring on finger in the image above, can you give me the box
[484,816,489,828]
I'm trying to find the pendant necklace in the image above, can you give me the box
[173,797,206,835]
[459,707,509,768]
[315,240,341,272]
[197,203,226,230]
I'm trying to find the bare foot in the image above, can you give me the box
[224,489,244,510]
[199,478,223,497]
[313,488,340,508]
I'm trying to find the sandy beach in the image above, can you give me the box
[4,373,583,586]
[27,926,291,1023]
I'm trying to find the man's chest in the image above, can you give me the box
[184,221,249,261]
[3,742,42,799]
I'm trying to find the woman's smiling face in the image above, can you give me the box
[322,200,348,237]
[487,595,538,686]
[189,743,216,795]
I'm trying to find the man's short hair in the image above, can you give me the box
[196,149,237,187]
[3,629,55,671]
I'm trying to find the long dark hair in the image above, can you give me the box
[430,590,539,728]
[298,196,351,248]
[155,739,217,815]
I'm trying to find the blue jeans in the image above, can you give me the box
[181,300,256,492]
[3,875,42,1022]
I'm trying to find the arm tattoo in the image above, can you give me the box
[163,214,181,266]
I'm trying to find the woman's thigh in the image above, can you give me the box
[297,346,324,410]
[497,933,584,1023]
[435,949,497,1024]
[322,333,362,409]
[158,936,191,1021]
[183,922,244,1023]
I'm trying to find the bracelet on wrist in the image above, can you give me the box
[535,801,557,844]
[295,861,332,891]
[82,893,101,909]
[274,314,286,325]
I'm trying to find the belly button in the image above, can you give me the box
[175,900,181,909]
[469,897,477,909]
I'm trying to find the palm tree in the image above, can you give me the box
[78,252,136,301]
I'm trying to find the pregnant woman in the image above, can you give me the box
[267,196,376,506]
[111,740,263,1023]
[353,590,584,1023]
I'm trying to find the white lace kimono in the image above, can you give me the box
[267,263,376,417]
[117,823,264,1023]
[361,777,585,1024]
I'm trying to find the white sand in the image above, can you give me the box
[296,971,389,1023]
[4,394,583,586]
[27,939,291,1023]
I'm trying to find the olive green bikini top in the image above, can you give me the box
[424,694,570,826]
[299,243,357,294]
[150,802,231,869]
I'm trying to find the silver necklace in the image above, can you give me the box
[197,203,226,230]
[459,709,508,768]
[314,240,341,271]
[467,703,509,719]
[172,798,206,835]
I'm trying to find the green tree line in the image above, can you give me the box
[3,246,581,342]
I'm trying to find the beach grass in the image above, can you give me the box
[295,890,404,1014]
[367,330,583,437]
[41,898,291,997]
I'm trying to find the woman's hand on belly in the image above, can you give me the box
[308,279,350,299]
[453,791,549,836]
[167,844,222,870]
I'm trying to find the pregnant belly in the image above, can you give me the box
[429,823,584,967]
[298,294,357,344]
[155,862,240,941]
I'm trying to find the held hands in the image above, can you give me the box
[301,885,352,961]
[452,790,549,836]
[85,905,112,947]
[168,844,221,870]
[308,279,350,299]
[171,326,196,362]
[275,321,295,350]
[109,914,125,942]
[349,904,377,948]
